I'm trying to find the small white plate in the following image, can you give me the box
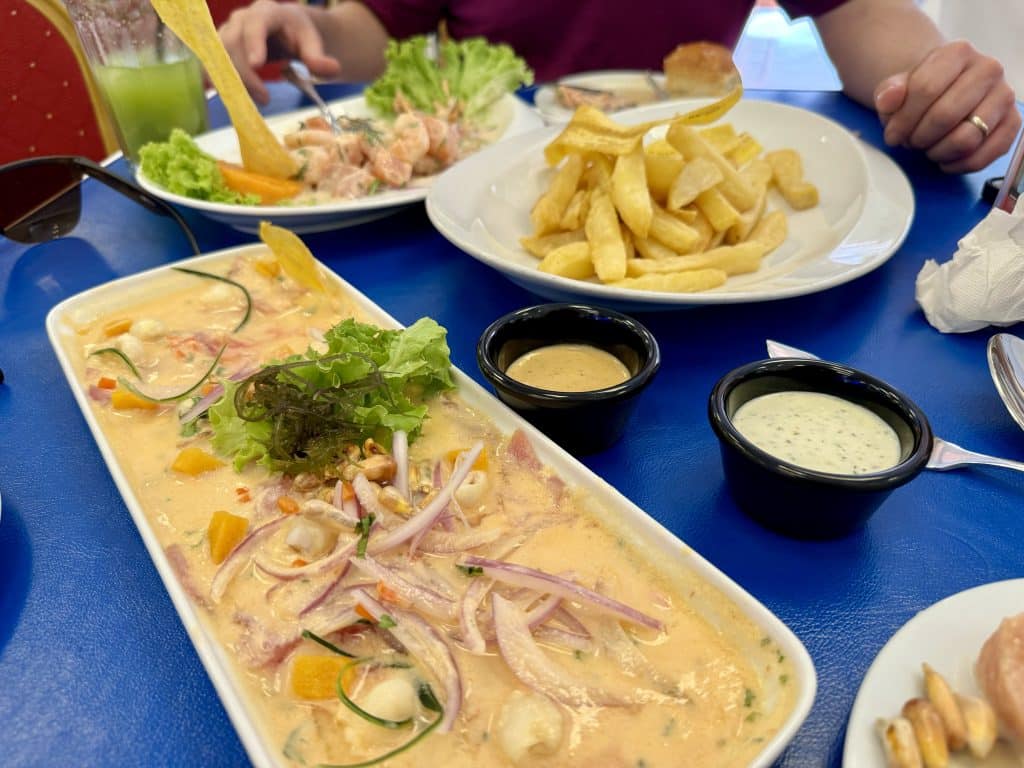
[136,93,543,234]
[843,579,1024,768]
[426,98,914,312]
[534,69,669,124]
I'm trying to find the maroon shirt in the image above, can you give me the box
[360,0,847,82]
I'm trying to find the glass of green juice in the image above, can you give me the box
[64,0,209,165]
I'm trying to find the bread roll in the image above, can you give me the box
[662,42,741,97]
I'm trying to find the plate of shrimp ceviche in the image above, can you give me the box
[136,35,541,234]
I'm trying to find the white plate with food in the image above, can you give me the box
[534,69,671,124]
[844,579,1024,768]
[136,92,543,234]
[426,97,914,311]
[47,241,815,767]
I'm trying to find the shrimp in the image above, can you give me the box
[284,129,336,149]
[367,147,413,187]
[319,166,376,199]
[333,133,365,166]
[427,119,462,166]
[386,113,430,165]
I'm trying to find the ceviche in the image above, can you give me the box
[65,238,797,766]
[139,35,533,207]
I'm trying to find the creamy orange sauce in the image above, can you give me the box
[505,343,631,392]
[66,250,797,767]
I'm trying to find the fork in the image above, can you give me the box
[281,60,341,135]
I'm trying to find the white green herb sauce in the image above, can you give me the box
[732,391,902,475]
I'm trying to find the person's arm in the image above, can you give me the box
[813,0,943,108]
[811,0,1019,173]
[219,0,389,104]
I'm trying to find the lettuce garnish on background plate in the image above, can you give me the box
[365,36,533,120]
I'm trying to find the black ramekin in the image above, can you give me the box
[477,303,660,455]
[708,358,933,538]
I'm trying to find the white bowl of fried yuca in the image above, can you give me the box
[426,96,914,311]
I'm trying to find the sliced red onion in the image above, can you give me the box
[210,516,289,603]
[304,606,360,638]
[464,556,663,631]
[349,556,456,620]
[352,589,462,732]
[392,430,409,501]
[88,385,112,403]
[432,461,454,532]
[179,384,224,424]
[492,594,628,707]
[416,528,503,554]
[255,537,356,581]
[298,562,351,617]
[370,442,483,556]
[523,594,561,628]
[533,625,593,652]
[353,473,387,524]
[458,577,491,655]
[166,544,211,609]
[551,606,590,637]
[299,498,359,528]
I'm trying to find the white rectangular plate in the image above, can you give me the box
[47,244,816,767]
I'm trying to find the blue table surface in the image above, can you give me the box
[1,80,1022,768]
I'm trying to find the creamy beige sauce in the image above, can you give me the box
[732,390,902,475]
[505,343,631,392]
[67,250,797,767]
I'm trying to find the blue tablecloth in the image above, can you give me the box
[1,82,1022,768]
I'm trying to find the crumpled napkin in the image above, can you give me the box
[915,197,1024,333]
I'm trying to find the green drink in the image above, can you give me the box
[94,52,209,164]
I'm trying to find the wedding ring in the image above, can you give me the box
[968,114,991,138]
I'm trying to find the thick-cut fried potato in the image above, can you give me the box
[667,156,723,210]
[585,191,628,281]
[538,242,595,279]
[612,145,653,238]
[584,154,613,191]
[699,123,740,154]
[610,269,728,293]
[748,210,788,253]
[727,133,763,167]
[725,179,767,244]
[742,157,773,187]
[696,187,740,232]
[531,154,585,236]
[649,202,700,253]
[765,149,819,210]
[528,96,819,294]
[666,123,758,211]
[644,151,685,203]
[559,188,590,230]
[620,224,636,260]
[633,236,678,260]
[520,229,587,258]
[626,241,766,276]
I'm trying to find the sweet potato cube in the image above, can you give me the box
[291,655,348,700]
[171,446,225,475]
[207,510,248,564]
[110,388,159,410]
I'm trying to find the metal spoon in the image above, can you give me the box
[281,60,341,135]
[764,339,1024,474]
[987,333,1024,433]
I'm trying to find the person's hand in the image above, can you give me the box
[873,41,1020,174]
[219,0,342,105]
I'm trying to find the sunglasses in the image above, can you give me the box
[0,155,199,255]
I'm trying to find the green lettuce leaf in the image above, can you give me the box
[363,35,532,120]
[139,129,257,205]
[208,317,455,474]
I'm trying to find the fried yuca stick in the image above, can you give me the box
[585,191,628,281]
[610,268,728,293]
[611,145,653,238]
[626,241,766,277]
[666,123,758,211]
[531,154,585,236]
